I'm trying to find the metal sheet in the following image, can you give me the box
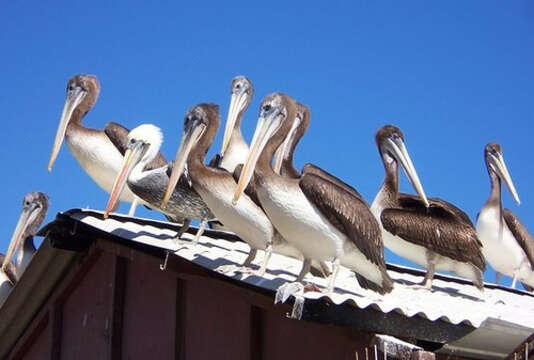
[69,210,534,330]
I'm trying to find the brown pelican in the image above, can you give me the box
[219,76,254,172]
[233,94,393,294]
[163,104,311,276]
[48,74,167,215]
[371,125,485,290]
[476,143,534,289]
[1,192,48,285]
[207,76,254,231]
[104,124,214,244]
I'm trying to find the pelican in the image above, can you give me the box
[48,74,167,215]
[163,104,311,276]
[476,143,534,289]
[0,191,48,301]
[218,76,254,172]
[233,94,393,294]
[371,125,485,290]
[104,124,214,242]
[208,76,254,231]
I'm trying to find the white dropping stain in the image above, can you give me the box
[435,228,441,238]
[82,313,88,327]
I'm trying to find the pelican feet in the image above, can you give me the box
[410,277,435,292]
[173,219,191,242]
[215,264,244,274]
[275,282,305,319]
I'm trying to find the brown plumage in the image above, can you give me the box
[234,93,392,294]
[58,74,167,170]
[502,209,534,267]
[381,196,485,271]
[373,125,485,290]
[48,74,168,215]
[302,164,363,201]
[299,173,392,294]
[502,209,534,291]
[274,103,383,288]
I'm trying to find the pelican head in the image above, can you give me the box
[484,142,520,205]
[221,76,254,156]
[2,192,48,274]
[376,125,429,207]
[104,124,163,217]
[233,93,296,204]
[48,74,100,171]
[162,104,219,208]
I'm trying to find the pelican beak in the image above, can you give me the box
[273,115,300,174]
[387,136,429,207]
[162,121,206,208]
[104,141,146,218]
[48,86,87,171]
[233,109,282,205]
[221,91,248,156]
[2,202,40,273]
[490,151,520,205]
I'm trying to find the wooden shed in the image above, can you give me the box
[0,209,532,359]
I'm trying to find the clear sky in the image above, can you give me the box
[1,1,533,289]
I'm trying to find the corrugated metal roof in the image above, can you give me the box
[68,209,534,331]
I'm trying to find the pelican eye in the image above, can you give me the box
[130,138,135,144]
[263,104,272,112]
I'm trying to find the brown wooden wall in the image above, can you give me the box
[7,238,434,360]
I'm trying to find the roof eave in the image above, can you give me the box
[0,233,80,358]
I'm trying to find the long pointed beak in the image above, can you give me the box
[48,87,87,171]
[273,116,300,174]
[104,142,145,218]
[388,137,429,207]
[492,152,520,205]
[162,123,205,208]
[2,204,38,272]
[233,112,279,205]
[221,92,247,156]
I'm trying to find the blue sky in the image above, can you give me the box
[1,1,533,288]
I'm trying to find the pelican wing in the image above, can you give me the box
[503,209,534,267]
[104,122,167,170]
[381,197,485,270]
[302,163,364,201]
[299,172,385,268]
